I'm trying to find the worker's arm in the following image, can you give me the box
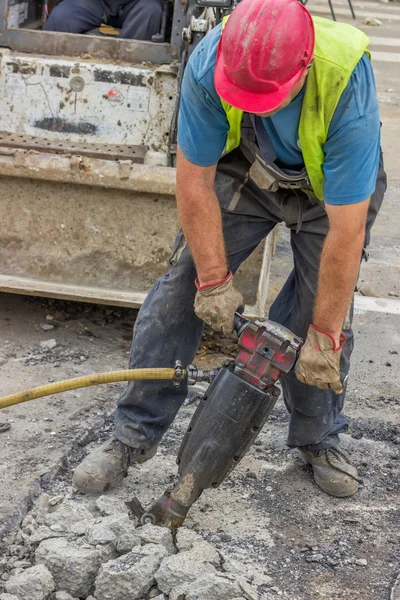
[176,148,227,285]
[176,148,243,333]
[311,56,379,338]
[175,29,244,331]
[313,198,370,343]
[295,198,370,394]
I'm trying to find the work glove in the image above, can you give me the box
[194,271,243,334]
[295,324,346,395]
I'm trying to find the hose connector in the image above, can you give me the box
[186,364,218,386]
[173,360,185,387]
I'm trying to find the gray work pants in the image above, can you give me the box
[115,148,386,452]
[44,0,162,41]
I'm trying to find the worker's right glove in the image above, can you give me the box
[295,324,346,395]
[194,272,243,334]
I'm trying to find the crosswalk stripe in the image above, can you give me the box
[372,50,400,62]
[369,36,400,47]
[354,296,400,315]
[349,2,400,12]
[309,4,400,19]
[378,91,400,104]
[309,1,400,13]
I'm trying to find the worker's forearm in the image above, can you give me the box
[176,184,227,285]
[313,231,364,342]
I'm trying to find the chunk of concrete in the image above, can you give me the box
[391,572,400,600]
[95,544,168,600]
[171,573,243,599]
[88,515,140,553]
[175,528,204,552]
[20,515,38,534]
[236,576,259,600]
[0,594,21,600]
[189,542,221,567]
[54,592,79,600]
[24,526,65,545]
[95,496,130,517]
[35,537,115,598]
[48,496,64,507]
[33,493,51,523]
[155,547,217,594]
[69,519,96,537]
[45,501,94,533]
[5,564,55,600]
[136,524,175,555]
[169,590,186,600]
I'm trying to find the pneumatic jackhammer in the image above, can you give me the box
[127,313,303,529]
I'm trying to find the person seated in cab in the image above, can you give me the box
[44,0,162,41]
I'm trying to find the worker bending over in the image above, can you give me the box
[73,0,385,498]
[44,0,162,41]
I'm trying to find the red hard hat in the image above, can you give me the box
[215,0,315,113]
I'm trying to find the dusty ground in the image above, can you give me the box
[1,317,399,599]
[0,233,399,599]
[1,0,400,597]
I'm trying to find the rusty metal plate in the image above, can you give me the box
[0,132,147,162]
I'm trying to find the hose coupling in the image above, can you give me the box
[173,362,218,386]
[173,360,185,387]
[186,364,218,386]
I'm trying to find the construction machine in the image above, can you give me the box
[0,0,277,315]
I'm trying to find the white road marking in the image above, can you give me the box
[378,91,400,104]
[369,36,400,47]
[372,51,400,62]
[354,295,400,315]
[337,3,400,13]
[308,4,400,19]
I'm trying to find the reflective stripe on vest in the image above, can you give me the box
[219,16,371,200]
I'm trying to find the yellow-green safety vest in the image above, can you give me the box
[220,16,371,200]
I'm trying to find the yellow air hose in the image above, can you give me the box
[0,368,181,410]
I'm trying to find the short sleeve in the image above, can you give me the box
[177,62,229,166]
[322,54,381,205]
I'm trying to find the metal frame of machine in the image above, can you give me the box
[0,0,184,63]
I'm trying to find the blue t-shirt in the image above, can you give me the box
[177,24,381,205]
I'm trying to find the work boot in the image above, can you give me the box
[72,438,158,494]
[299,447,360,498]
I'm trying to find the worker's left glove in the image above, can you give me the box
[295,325,346,395]
[194,271,243,334]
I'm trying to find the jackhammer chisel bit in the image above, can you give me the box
[127,313,303,529]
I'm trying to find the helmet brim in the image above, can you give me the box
[214,65,305,114]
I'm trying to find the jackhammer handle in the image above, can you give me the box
[233,311,250,336]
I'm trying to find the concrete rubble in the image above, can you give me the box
[87,514,141,553]
[0,496,260,600]
[53,593,79,600]
[4,564,55,600]
[35,537,116,597]
[95,544,168,600]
